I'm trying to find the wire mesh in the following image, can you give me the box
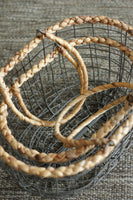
[0,21,133,198]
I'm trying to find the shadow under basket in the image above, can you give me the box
[0,19,133,198]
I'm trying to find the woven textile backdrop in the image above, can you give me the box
[0,0,133,199]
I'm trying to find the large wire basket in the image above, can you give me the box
[0,16,133,198]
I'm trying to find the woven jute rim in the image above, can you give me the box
[9,36,133,127]
[0,95,133,178]
[0,16,133,178]
[0,83,132,163]
[1,34,133,164]
[0,32,88,127]
[0,82,133,177]
[0,15,133,127]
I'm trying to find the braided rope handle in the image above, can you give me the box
[0,97,133,178]
[1,15,133,103]
[0,16,132,76]
[0,15,133,127]
[5,36,133,129]
[0,16,133,177]
[1,32,88,128]
[55,82,133,147]
[0,82,132,163]
[1,16,133,79]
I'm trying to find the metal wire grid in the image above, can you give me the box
[0,22,133,198]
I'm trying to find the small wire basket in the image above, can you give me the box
[0,16,133,198]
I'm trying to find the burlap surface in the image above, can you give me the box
[0,0,133,199]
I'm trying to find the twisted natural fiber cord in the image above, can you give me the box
[0,99,133,178]
[0,83,132,163]
[6,36,133,128]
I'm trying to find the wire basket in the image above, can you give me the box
[0,16,133,198]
